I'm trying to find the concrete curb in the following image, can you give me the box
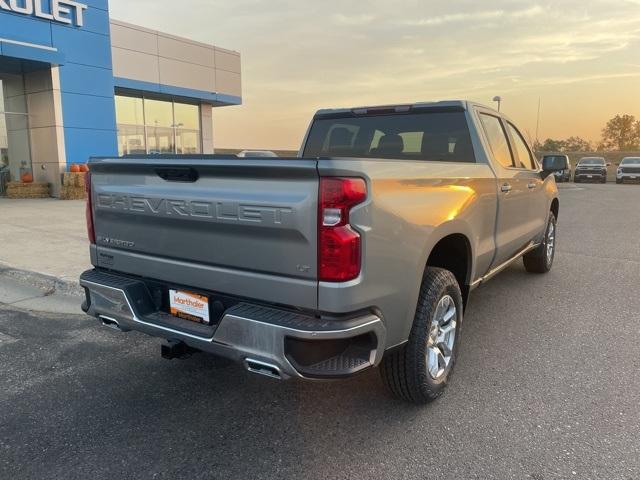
[0,265,83,298]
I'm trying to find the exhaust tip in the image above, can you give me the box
[99,315,123,332]
[244,358,282,380]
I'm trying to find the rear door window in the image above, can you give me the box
[507,122,536,170]
[303,111,476,163]
[479,114,514,169]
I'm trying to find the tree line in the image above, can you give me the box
[535,114,640,152]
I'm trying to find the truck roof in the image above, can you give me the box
[314,100,499,117]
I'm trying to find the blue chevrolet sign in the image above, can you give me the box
[0,0,88,27]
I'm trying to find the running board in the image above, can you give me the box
[471,242,540,288]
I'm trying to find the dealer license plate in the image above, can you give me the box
[587,175,593,178]
[169,289,210,324]
[631,176,637,179]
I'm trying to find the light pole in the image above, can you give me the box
[171,123,184,154]
[492,96,502,112]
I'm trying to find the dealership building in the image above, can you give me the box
[0,0,242,196]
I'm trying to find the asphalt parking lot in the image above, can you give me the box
[1,183,639,480]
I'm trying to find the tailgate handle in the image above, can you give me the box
[156,167,199,183]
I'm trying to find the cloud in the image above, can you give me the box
[331,13,376,26]
[403,5,544,26]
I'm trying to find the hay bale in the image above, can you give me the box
[6,182,50,199]
[62,172,86,187]
[59,184,86,200]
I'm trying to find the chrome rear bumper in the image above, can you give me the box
[80,269,386,379]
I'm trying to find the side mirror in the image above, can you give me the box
[606,162,612,167]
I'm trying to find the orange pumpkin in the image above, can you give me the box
[70,164,81,173]
[21,172,34,184]
[78,164,89,173]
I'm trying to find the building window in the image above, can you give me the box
[144,98,175,154]
[115,96,145,155]
[115,94,202,156]
[174,103,201,154]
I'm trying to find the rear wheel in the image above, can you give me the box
[380,267,463,404]
[523,212,556,273]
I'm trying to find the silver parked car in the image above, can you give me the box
[616,157,640,184]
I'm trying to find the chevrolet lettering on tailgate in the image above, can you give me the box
[96,194,294,226]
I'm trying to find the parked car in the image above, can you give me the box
[616,157,640,184]
[237,150,278,158]
[80,101,560,404]
[542,154,571,182]
[574,157,608,183]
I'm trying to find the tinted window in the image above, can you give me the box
[479,114,514,168]
[543,155,568,167]
[507,122,535,170]
[579,158,605,165]
[543,156,568,171]
[303,111,476,162]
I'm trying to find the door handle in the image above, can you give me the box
[527,182,537,190]
[501,183,512,193]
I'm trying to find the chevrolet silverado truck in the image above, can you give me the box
[574,157,609,183]
[616,157,640,184]
[80,101,561,404]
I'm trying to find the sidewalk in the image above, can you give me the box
[0,198,91,284]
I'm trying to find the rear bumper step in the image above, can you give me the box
[80,269,386,379]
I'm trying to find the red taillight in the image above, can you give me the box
[319,177,367,282]
[85,171,96,244]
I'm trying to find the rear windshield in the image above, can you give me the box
[543,156,568,166]
[303,111,476,163]
[579,158,605,165]
[621,158,640,165]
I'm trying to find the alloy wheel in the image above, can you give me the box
[426,295,457,380]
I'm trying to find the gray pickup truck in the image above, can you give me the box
[80,101,561,404]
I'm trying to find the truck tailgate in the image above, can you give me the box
[89,157,319,309]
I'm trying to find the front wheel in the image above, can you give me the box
[380,267,463,404]
[523,212,557,273]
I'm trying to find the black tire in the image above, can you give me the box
[523,212,556,274]
[380,267,463,404]
[616,179,622,184]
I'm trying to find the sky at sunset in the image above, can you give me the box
[110,0,640,150]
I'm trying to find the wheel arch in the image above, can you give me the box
[423,230,474,308]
